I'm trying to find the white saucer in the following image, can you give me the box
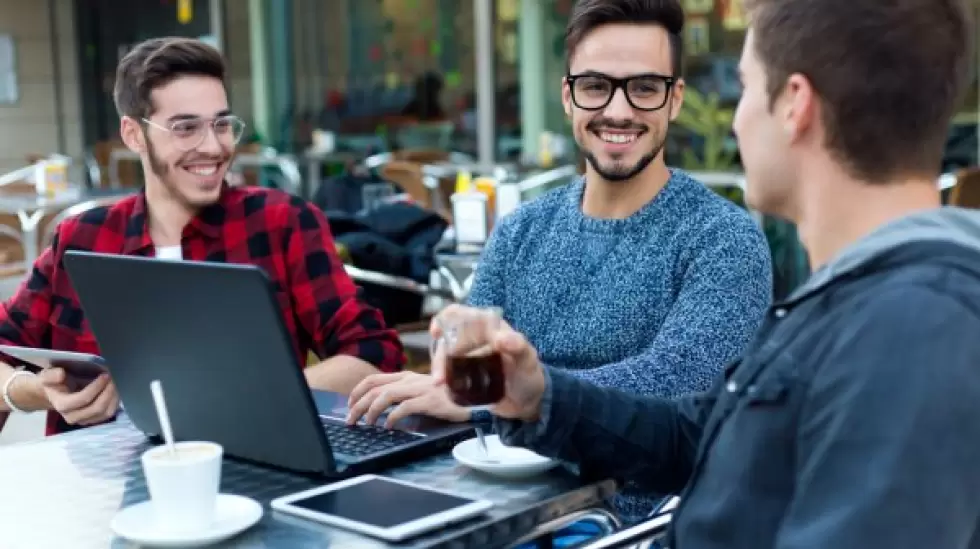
[111,494,263,548]
[452,434,558,479]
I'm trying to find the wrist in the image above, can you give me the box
[8,373,49,412]
[518,368,547,423]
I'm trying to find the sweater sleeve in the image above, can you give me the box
[566,214,773,398]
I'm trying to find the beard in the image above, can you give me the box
[581,117,666,182]
[145,136,227,210]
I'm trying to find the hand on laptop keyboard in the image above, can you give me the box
[321,417,420,456]
[346,371,470,428]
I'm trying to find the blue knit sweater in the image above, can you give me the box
[468,170,773,521]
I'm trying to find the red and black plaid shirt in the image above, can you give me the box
[0,185,404,435]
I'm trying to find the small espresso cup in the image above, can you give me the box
[141,441,223,533]
[433,307,506,407]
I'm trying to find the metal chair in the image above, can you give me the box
[501,495,678,549]
[343,264,455,302]
[947,167,980,208]
[504,508,622,548]
[343,263,458,328]
[40,195,129,249]
[577,511,674,549]
[230,153,303,196]
[518,165,581,202]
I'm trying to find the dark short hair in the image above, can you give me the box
[565,0,685,76]
[745,0,974,182]
[113,37,226,120]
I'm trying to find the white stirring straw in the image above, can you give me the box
[150,380,176,457]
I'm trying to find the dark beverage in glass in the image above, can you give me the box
[446,350,505,406]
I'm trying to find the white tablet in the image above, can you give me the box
[271,474,494,541]
[0,345,107,379]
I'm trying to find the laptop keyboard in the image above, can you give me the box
[320,417,422,457]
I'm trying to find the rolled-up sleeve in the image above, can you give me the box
[284,202,404,372]
[0,233,59,351]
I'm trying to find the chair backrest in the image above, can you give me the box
[379,161,436,209]
[518,165,581,202]
[231,152,303,195]
[98,142,142,189]
[578,512,674,549]
[41,195,130,248]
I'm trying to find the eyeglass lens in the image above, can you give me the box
[170,116,245,150]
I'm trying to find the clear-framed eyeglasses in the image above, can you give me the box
[141,114,247,152]
[565,72,676,112]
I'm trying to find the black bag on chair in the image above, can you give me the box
[326,202,449,327]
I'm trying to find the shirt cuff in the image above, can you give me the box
[493,366,583,455]
[470,407,494,425]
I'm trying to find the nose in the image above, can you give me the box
[602,87,634,120]
[196,124,223,155]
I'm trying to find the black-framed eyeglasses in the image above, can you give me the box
[142,114,247,152]
[566,72,676,112]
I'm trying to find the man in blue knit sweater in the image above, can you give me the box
[347,0,772,522]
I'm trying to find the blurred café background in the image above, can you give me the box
[0,0,977,445]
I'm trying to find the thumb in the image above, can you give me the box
[38,367,66,386]
[493,328,535,370]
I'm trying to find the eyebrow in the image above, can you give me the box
[166,109,232,123]
[572,70,672,79]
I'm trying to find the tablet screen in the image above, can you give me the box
[289,477,477,528]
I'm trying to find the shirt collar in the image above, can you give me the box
[121,184,230,255]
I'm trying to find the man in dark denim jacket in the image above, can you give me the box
[428,0,980,547]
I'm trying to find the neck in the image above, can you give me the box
[581,158,671,219]
[796,165,940,270]
[144,179,195,246]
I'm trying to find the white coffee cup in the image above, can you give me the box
[141,441,223,533]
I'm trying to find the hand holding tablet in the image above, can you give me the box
[0,346,108,385]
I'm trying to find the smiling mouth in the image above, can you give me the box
[181,162,224,178]
[596,132,640,145]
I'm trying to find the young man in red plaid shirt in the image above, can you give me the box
[0,38,404,435]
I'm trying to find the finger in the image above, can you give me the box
[384,396,430,428]
[363,387,405,426]
[348,372,403,407]
[450,309,504,356]
[104,392,121,421]
[430,304,468,337]
[348,383,411,426]
[38,367,66,387]
[76,380,119,425]
[56,374,109,415]
[493,326,534,366]
[345,387,378,425]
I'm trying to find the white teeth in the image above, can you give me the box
[600,133,637,144]
[187,165,217,176]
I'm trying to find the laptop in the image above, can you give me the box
[62,250,475,478]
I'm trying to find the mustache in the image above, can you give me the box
[586,118,647,132]
[178,153,230,164]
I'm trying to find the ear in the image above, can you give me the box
[561,77,572,119]
[781,73,816,143]
[667,78,685,121]
[120,116,145,153]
